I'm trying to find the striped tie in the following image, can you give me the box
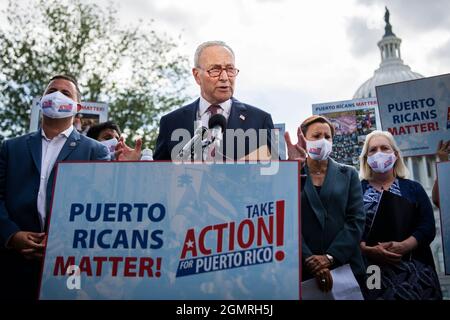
[207,105,222,157]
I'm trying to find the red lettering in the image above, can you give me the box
[109,256,123,276]
[198,226,213,255]
[79,256,92,276]
[420,123,427,132]
[228,222,235,251]
[93,256,107,276]
[388,127,398,135]
[124,257,137,277]
[214,223,228,253]
[139,257,154,277]
[237,219,255,249]
[427,122,436,131]
[53,256,75,276]
[180,228,197,259]
[257,215,273,246]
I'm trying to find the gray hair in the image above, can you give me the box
[194,41,235,67]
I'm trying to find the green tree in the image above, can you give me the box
[0,0,191,147]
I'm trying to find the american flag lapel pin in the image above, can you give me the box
[240,114,246,121]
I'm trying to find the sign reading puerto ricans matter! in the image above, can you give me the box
[39,162,301,300]
[376,73,450,157]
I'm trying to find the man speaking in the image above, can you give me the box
[153,41,275,161]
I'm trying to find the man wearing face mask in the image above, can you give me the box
[0,74,110,300]
[359,130,442,300]
[284,115,366,296]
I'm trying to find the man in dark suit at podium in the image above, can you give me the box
[0,75,109,300]
[154,41,275,161]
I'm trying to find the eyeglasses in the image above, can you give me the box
[203,66,240,78]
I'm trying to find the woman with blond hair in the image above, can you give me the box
[359,130,442,300]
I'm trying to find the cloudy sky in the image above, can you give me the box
[2,0,450,136]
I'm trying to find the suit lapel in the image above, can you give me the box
[55,129,80,163]
[304,166,327,229]
[27,131,43,174]
[319,158,338,208]
[227,99,248,129]
[184,99,199,137]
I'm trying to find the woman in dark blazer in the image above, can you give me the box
[285,115,366,293]
[359,130,442,300]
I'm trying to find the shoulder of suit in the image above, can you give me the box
[233,99,271,117]
[160,100,198,121]
[397,177,422,192]
[3,131,37,145]
[331,158,358,175]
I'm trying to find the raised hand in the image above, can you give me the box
[285,126,307,163]
[115,136,143,161]
[437,140,450,162]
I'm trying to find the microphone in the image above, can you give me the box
[208,114,227,143]
[178,126,208,159]
[205,114,227,159]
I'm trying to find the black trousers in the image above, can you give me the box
[0,249,42,300]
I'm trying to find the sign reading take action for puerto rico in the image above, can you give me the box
[39,162,301,300]
[437,161,450,275]
[376,73,450,157]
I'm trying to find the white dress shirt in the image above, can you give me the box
[197,97,232,161]
[37,125,74,230]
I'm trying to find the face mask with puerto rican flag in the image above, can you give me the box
[40,91,80,119]
[367,151,397,173]
[305,138,332,161]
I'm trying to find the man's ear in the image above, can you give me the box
[192,68,201,85]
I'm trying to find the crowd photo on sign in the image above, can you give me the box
[0,0,450,303]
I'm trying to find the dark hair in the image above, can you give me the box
[86,121,122,140]
[300,115,335,137]
[48,74,82,102]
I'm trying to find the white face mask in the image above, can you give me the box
[305,138,333,160]
[367,151,397,173]
[40,91,79,119]
[100,138,118,159]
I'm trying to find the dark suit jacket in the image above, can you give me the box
[301,158,366,280]
[0,128,109,299]
[361,178,436,269]
[153,97,275,160]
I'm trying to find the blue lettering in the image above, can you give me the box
[73,229,87,248]
[69,203,84,221]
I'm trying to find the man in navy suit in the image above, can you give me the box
[0,75,109,300]
[154,41,275,161]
